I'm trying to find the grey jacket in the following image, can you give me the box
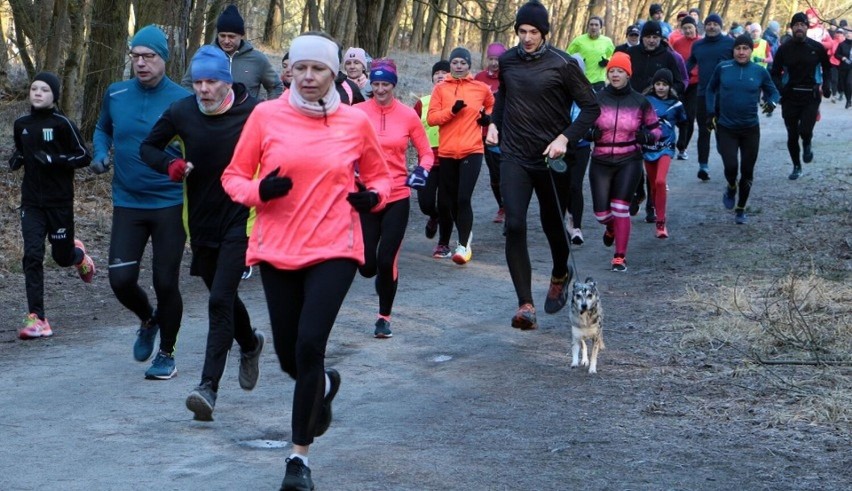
[182,40,283,100]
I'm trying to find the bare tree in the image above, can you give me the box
[61,0,88,116]
[355,0,405,57]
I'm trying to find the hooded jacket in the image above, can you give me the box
[182,40,283,100]
[591,84,661,164]
[427,74,494,159]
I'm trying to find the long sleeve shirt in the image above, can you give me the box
[707,60,780,129]
[686,34,735,96]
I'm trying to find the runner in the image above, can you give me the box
[354,59,434,338]
[706,34,780,223]
[343,47,372,99]
[221,32,392,491]
[670,15,702,160]
[92,25,190,379]
[487,0,599,329]
[567,16,615,91]
[474,43,507,222]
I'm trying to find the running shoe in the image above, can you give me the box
[282,456,313,491]
[802,143,813,163]
[511,303,537,330]
[19,313,53,339]
[544,274,570,314]
[239,330,265,391]
[241,266,253,280]
[644,207,656,223]
[569,228,584,245]
[735,209,748,225]
[723,186,736,210]
[602,227,614,247]
[676,150,688,160]
[452,244,472,265]
[493,208,505,223]
[186,381,217,421]
[315,368,340,437]
[424,217,438,239]
[655,222,668,239]
[133,314,159,362]
[74,240,95,283]
[374,318,392,338]
[697,164,710,181]
[629,191,644,216]
[432,244,452,259]
[788,165,803,180]
[611,256,627,272]
[145,350,176,380]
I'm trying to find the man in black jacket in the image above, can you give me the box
[487,0,600,330]
[141,46,264,422]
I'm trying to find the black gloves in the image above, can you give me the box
[761,101,776,115]
[635,130,655,145]
[476,109,491,127]
[585,126,602,141]
[258,167,293,202]
[347,181,379,212]
[451,99,467,114]
[598,57,609,68]
[9,151,24,171]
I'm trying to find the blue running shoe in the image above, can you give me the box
[145,351,176,380]
[735,209,748,225]
[134,314,159,362]
[723,186,736,210]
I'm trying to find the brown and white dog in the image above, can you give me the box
[569,277,604,373]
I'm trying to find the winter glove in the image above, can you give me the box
[451,99,467,114]
[406,165,429,189]
[167,158,190,182]
[9,151,24,171]
[585,126,602,141]
[598,57,609,68]
[258,167,293,202]
[476,109,491,127]
[635,130,655,145]
[760,101,776,115]
[33,150,54,166]
[347,181,379,212]
[706,114,716,132]
[90,156,111,175]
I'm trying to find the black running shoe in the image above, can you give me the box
[186,381,217,421]
[315,369,340,437]
[602,227,614,247]
[788,166,803,180]
[802,143,813,163]
[374,318,392,338]
[281,457,314,491]
[425,217,438,239]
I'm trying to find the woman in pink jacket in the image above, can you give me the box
[221,32,391,491]
[354,59,434,338]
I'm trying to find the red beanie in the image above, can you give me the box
[606,51,632,77]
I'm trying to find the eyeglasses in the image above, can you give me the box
[129,52,158,61]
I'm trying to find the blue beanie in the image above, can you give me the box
[369,58,398,86]
[217,5,245,35]
[704,13,723,26]
[132,25,169,61]
[191,45,233,83]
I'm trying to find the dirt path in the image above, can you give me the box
[1,101,849,490]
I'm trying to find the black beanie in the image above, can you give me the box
[33,72,61,103]
[680,16,697,27]
[649,4,663,16]
[733,33,754,49]
[432,60,451,76]
[790,12,808,26]
[641,20,663,38]
[217,5,245,35]
[515,1,550,35]
[449,47,472,66]
[652,68,673,86]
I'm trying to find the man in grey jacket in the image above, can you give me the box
[181,5,283,101]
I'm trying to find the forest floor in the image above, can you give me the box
[0,51,850,490]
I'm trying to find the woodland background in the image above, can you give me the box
[0,0,849,138]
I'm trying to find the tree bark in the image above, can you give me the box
[355,0,404,57]
[45,0,69,74]
[440,0,456,59]
[205,0,225,44]
[188,0,209,56]
[8,0,37,78]
[61,0,86,117]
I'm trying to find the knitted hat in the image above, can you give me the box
[730,24,744,36]
[680,16,697,27]
[626,25,640,36]
[449,47,472,66]
[606,51,632,77]
[486,43,507,57]
[641,20,663,38]
[369,58,398,86]
[131,25,169,61]
[652,68,673,86]
[649,4,663,16]
[33,72,61,102]
[676,11,688,21]
[704,13,723,27]
[290,34,340,75]
[431,60,450,76]
[191,45,233,83]
[689,8,701,16]
[746,23,761,34]
[768,20,781,32]
[217,5,245,35]
[790,12,808,26]
[514,1,550,35]
[733,33,754,49]
[344,47,368,70]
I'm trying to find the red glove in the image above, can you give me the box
[167,158,188,182]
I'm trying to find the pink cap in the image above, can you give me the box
[486,43,507,58]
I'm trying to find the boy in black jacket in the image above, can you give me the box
[10,72,93,339]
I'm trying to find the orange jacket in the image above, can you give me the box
[426,75,494,159]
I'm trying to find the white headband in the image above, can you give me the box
[289,35,340,74]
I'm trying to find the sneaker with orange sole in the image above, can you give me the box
[511,303,538,330]
[74,239,95,283]
[655,222,668,239]
[20,313,53,339]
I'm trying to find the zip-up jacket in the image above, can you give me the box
[140,83,257,247]
[707,60,780,130]
[427,74,494,159]
[591,84,661,164]
[642,95,686,161]
[182,40,283,100]
[835,39,852,67]
[770,36,832,101]
[567,34,616,84]
[627,43,686,95]
[492,44,600,165]
[355,98,435,203]
[671,35,701,86]
[13,106,91,207]
[94,77,190,209]
[686,34,734,96]
[221,97,392,271]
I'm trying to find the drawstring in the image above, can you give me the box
[319,98,329,126]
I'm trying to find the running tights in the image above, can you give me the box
[566,146,590,229]
[716,125,760,209]
[358,198,410,317]
[438,154,482,247]
[781,96,820,167]
[416,164,453,246]
[643,155,672,223]
[589,157,643,257]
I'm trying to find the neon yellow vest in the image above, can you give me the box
[420,95,440,148]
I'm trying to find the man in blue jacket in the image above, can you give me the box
[92,26,191,380]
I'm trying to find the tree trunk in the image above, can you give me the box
[81,0,132,139]
[187,0,209,56]
[0,12,12,96]
[355,0,404,57]
[440,0,456,59]
[45,0,69,74]
[410,0,424,51]
[61,0,86,117]
[760,0,775,28]
[8,0,37,78]
[263,0,282,47]
[307,0,321,31]
[205,0,225,44]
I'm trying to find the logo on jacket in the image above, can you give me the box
[43,128,54,142]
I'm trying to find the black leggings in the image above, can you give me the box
[191,238,255,391]
[416,164,453,245]
[501,158,571,307]
[108,205,185,354]
[841,68,852,103]
[677,84,698,152]
[20,206,83,319]
[564,146,590,229]
[358,198,410,317]
[259,259,357,446]
[483,147,503,208]
[589,158,644,211]
[696,95,712,164]
[438,154,483,247]
[781,95,821,166]
[716,125,760,209]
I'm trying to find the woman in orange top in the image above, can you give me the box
[221,32,391,491]
[427,47,494,264]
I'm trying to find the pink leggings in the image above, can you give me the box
[644,155,671,223]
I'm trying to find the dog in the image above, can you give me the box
[569,277,604,373]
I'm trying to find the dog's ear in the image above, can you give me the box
[584,276,595,286]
